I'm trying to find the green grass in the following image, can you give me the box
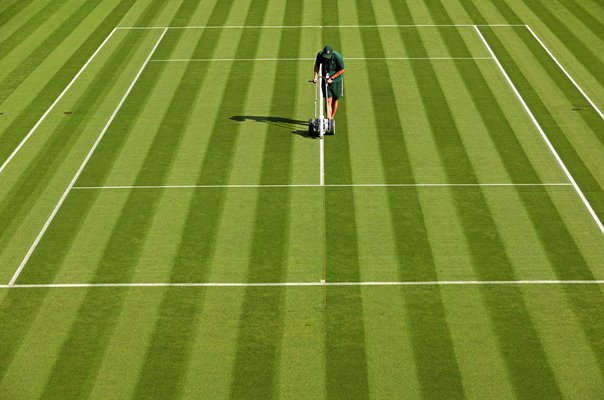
[1,0,603,398]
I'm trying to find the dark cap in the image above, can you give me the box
[322,45,333,59]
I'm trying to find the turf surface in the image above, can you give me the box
[1,0,603,398]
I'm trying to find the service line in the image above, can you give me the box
[1,279,603,289]
[71,182,573,190]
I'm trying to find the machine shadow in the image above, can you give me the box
[230,115,316,139]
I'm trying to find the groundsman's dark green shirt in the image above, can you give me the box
[315,50,345,81]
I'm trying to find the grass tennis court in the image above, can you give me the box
[1,0,603,398]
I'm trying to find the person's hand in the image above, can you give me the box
[327,77,333,84]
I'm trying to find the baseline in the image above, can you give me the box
[474,25,604,236]
[1,279,603,289]
[8,28,170,286]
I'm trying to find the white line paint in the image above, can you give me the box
[525,25,604,121]
[116,24,526,30]
[71,183,573,190]
[474,26,604,236]
[1,279,603,289]
[8,28,170,286]
[150,57,493,62]
[320,138,325,186]
[0,29,118,176]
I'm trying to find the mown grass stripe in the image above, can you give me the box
[0,0,34,32]
[0,288,50,382]
[0,0,63,65]
[484,4,604,224]
[321,3,370,399]
[478,25,604,374]
[508,0,604,88]
[421,1,566,397]
[560,0,604,41]
[229,1,302,397]
[132,1,273,397]
[0,0,136,167]
[461,0,603,129]
[519,27,604,144]
[0,0,105,105]
[479,26,604,235]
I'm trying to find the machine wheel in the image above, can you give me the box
[308,119,315,136]
[327,119,335,135]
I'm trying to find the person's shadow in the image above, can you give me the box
[230,115,315,139]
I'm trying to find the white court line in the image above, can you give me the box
[8,28,170,286]
[1,279,603,289]
[150,57,493,62]
[0,29,118,176]
[116,24,526,30]
[525,25,604,121]
[474,26,604,236]
[319,138,325,186]
[71,183,572,190]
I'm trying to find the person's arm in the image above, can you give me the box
[327,68,344,83]
[327,54,345,83]
[313,62,319,83]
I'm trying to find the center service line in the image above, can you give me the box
[8,28,169,286]
[474,26,604,236]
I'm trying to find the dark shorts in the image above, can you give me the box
[322,78,344,100]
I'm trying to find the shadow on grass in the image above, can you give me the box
[230,115,316,139]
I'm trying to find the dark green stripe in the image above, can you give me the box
[0,288,50,381]
[0,0,63,64]
[229,2,302,397]
[133,1,275,397]
[0,0,104,104]
[41,287,131,399]
[0,0,34,31]
[559,0,604,41]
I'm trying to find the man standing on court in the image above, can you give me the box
[313,45,345,122]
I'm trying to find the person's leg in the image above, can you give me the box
[331,99,339,118]
[326,96,333,119]
[329,79,342,119]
